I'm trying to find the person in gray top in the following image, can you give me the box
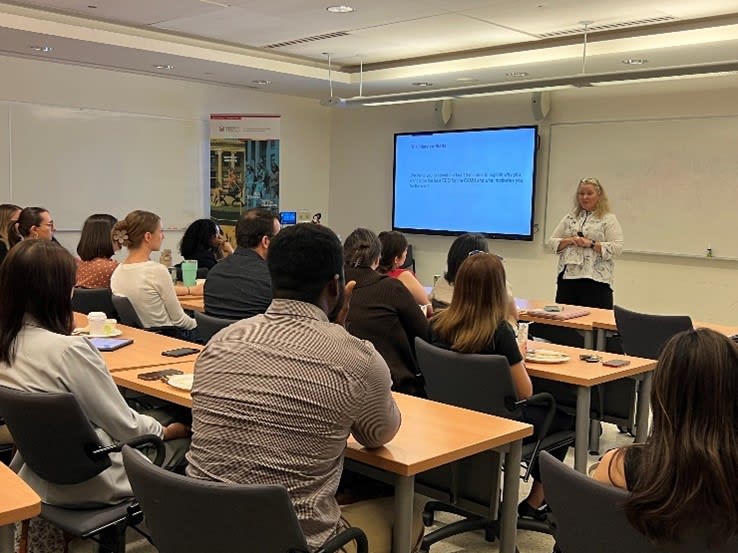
[187,223,402,551]
[203,208,280,320]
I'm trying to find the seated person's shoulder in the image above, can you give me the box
[591,447,628,489]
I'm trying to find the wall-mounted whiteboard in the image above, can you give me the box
[7,102,207,230]
[546,116,738,259]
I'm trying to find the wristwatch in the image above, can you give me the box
[590,240,596,249]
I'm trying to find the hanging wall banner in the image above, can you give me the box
[209,114,281,244]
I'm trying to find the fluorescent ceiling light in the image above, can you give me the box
[459,85,572,98]
[362,96,453,107]
[326,5,354,13]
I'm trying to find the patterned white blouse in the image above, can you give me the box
[547,210,624,286]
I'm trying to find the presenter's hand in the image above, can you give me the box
[573,236,590,248]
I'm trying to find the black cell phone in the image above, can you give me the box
[137,368,184,381]
[161,347,201,358]
[579,354,601,363]
[602,359,631,368]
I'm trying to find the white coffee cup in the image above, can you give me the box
[87,312,106,335]
[517,322,529,353]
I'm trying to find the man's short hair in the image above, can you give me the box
[268,224,344,303]
[236,208,278,249]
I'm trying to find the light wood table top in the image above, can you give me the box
[524,343,656,386]
[112,364,532,478]
[178,295,204,313]
[516,298,611,331]
[0,462,40,526]
[74,313,200,372]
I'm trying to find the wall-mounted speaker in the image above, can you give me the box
[531,91,551,121]
[434,99,453,126]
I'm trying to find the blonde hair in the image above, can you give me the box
[112,210,160,249]
[431,253,508,353]
[572,177,611,217]
[0,204,20,249]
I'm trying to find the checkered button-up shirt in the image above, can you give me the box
[186,298,401,550]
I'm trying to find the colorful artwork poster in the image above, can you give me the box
[209,115,280,232]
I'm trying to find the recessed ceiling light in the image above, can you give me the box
[87,5,97,8]
[456,77,479,83]
[252,80,271,85]
[412,82,433,87]
[326,5,354,13]
[506,71,529,78]
[622,58,648,65]
[153,64,175,70]
[30,45,53,53]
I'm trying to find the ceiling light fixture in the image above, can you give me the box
[252,79,271,85]
[622,58,648,65]
[329,61,738,107]
[30,45,53,52]
[456,77,479,83]
[153,64,175,70]
[326,5,355,13]
[412,82,433,87]
[506,72,529,78]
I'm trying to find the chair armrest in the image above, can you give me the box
[90,434,165,466]
[505,392,556,442]
[316,526,368,553]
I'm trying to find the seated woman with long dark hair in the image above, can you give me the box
[343,228,429,397]
[430,252,573,520]
[377,230,431,315]
[0,240,189,508]
[593,328,738,548]
[179,218,233,273]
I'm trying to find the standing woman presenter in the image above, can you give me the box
[547,178,623,308]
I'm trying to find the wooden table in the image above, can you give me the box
[524,343,656,472]
[112,364,532,553]
[0,462,41,553]
[516,298,611,349]
[73,313,201,372]
[178,295,204,313]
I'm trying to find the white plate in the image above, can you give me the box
[526,349,571,364]
[74,328,123,338]
[165,373,194,391]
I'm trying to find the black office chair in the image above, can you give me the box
[401,244,416,273]
[0,386,164,553]
[193,311,236,343]
[72,287,117,317]
[602,306,693,435]
[414,338,575,551]
[111,294,179,338]
[122,446,368,553]
[540,451,734,553]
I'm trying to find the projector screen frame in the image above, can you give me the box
[392,124,539,241]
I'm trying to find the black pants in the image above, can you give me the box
[522,404,575,482]
[555,272,613,309]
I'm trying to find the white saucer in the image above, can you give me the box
[526,349,571,364]
[165,373,194,391]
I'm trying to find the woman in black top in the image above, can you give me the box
[430,252,573,520]
[593,328,738,548]
[179,219,233,272]
[343,228,429,397]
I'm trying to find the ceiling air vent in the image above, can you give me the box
[537,16,677,39]
[263,31,350,49]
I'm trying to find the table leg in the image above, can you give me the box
[499,440,522,553]
[635,372,653,442]
[393,474,415,553]
[583,330,594,350]
[575,386,591,472]
[595,329,606,351]
[0,525,14,553]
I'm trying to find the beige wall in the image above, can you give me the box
[329,76,738,324]
[0,54,331,259]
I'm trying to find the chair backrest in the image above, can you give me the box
[0,386,110,484]
[111,294,145,328]
[614,305,693,359]
[540,451,735,553]
[194,311,236,343]
[122,446,310,553]
[414,337,520,418]
[72,287,117,317]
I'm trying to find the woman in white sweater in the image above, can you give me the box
[111,210,202,340]
[0,239,190,507]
